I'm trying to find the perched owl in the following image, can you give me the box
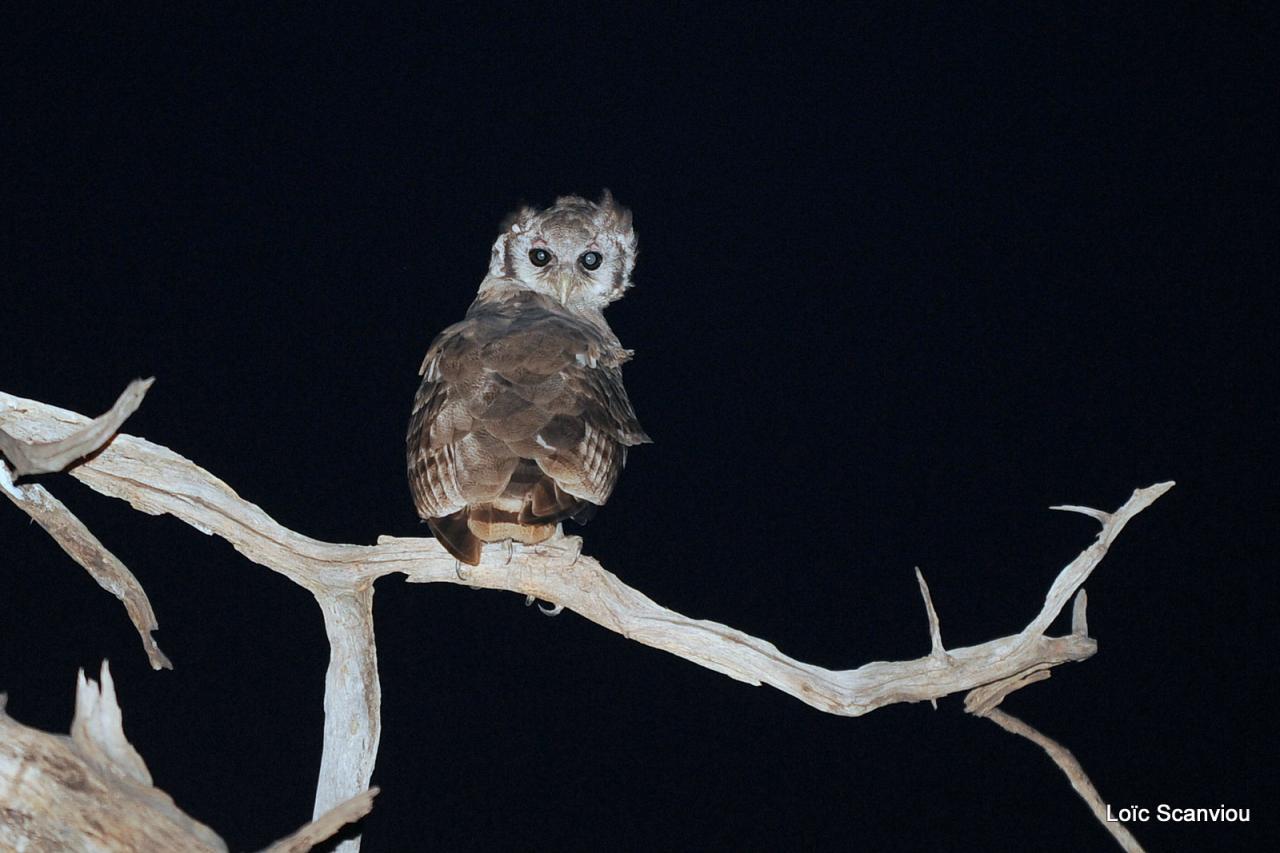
[407,192,650,565]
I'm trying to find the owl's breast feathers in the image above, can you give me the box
[407,285,649,563]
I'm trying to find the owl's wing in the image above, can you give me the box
[406,288,649,523]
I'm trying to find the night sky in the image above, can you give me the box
[2,6,1274,851]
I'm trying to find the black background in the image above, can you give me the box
[2,6,1274,851]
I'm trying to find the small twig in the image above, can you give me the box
[914,567,948,661]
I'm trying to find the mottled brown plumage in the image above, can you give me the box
[407,193,649,564]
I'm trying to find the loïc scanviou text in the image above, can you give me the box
[1106,804,1250,823]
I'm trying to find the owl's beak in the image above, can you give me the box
[553,268,576,303]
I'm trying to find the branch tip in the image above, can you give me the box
[1026,482,1172,638]
[1050,504,1112,524]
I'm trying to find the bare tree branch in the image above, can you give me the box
[312,588,381,825]
[977,708,1146,853]
[0,387,1173,851]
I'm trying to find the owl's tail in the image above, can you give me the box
[427,464,600,565]
[427,510,483,565]
[427,504,565,566]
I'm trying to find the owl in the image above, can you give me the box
[407,192,650,565]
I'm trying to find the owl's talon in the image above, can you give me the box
[524,595,562,615]
[564,535,583,565]
[502,538,515,565]
[454,560,470,581]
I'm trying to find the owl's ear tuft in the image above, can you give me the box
[596,190,637,264]
[490,204,537,278]
[597,189,632,232]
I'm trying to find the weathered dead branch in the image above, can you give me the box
[974,705,1146,853]
[0,663,374,852]
[0,463,171,670]
[1,385,1171,850]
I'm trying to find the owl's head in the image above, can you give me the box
[487,191,638,311]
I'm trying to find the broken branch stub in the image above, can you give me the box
[0,662,378,852]
[0,378,153,476]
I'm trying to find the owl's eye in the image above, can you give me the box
[579,251,602,271]
[529,248,552,267]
